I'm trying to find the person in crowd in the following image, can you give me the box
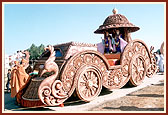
[155,51,160,72]
[111,33,116,53]
[6,69,11,92]
[159,53,164,74]
[111,29,128,54]
[11,59,30,98]
[108,34,113,53]
[115,29,121,53]
[97,37,105,54]
[119,33,128,52]
[16,51,20,62]
[9,55,14,68]
[16,50,24,63]
[104,31,110,54]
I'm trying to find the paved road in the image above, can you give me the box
[3,73,165,112]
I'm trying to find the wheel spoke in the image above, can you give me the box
[80,81,86,86]
[92,83,98,88]
[133,63,137,71]
[91,73,96,80]
[133,72,138,82]
[87,71,90,79]
[136,58,140,66]
[92,75,97,83]
[139,73,143,79]
[90,71,94,80]
[86,89,91,97]
[80,77,86,83]
[82,89,87,96]
[90,87,95,95]
[82,75,87,81]
[84,73,88,80]
[132,65,137,74]
[135,75,138,82]
[80,86,87,91]
[139,67,144,71]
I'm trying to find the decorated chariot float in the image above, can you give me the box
[11,8,157,107]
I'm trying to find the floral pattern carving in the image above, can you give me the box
[146,46,157,77]
[102,69,124,90]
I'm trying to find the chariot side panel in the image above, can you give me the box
[60,50,110,102]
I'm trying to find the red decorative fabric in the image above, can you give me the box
[20,99,44,107]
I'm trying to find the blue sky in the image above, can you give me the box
[4,3,165,55]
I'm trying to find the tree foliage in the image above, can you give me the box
[27,44,45,60]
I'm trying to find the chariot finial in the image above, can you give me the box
[112,8,118,14]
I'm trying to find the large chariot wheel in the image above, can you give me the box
[60,50,108,102]
[76,66,102,102]
[121,40,151,86]
[129,54,146,86]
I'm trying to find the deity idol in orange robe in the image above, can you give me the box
[11,59,30,98]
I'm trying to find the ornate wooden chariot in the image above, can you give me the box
[14,9,157,107]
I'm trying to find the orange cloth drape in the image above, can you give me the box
[11,65,29,98]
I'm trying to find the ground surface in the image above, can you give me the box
[3,73,165,112]
[89,79,164,111]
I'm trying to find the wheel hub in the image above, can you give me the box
[86,80,93,88]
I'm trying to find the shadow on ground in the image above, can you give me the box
[127,94,164,98]
[4,92,54,111]
[4,87,113,111]
[103,106,164,111]
[152,83,164,86]
[4,92,18,110]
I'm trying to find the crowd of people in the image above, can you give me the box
[97,29,128,54]
[5,50,28,93]
[104,29,128,54]
[8,50,26,68]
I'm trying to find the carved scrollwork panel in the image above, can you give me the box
[141,46,147,57]
[120,46,134,78]
[108,69,123,87]
[122,64,129,77]
[102,68,128,90]
[146,53,157,78]
[133,42,141,53]
[92,56,101,65]
[51,80,68,105]
[83,54,93,64]
[93,56,107,73]
[38,86,55,106]
[73,56,84,69]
